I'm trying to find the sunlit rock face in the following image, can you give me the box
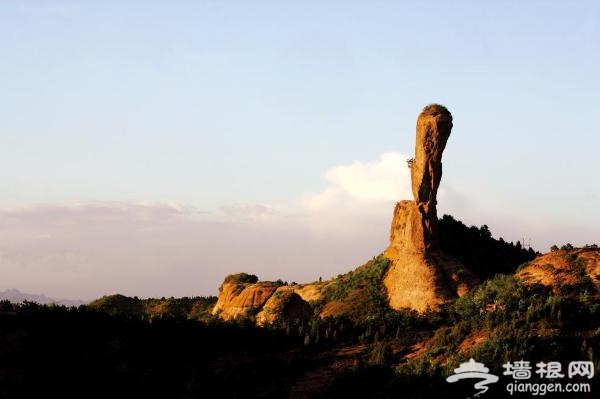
[384,105,479,312]
[212,273,315,323]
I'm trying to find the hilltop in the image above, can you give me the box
[0,288,85,307]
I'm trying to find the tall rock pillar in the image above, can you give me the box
[411,104,453,249]
[387,104,452,255]
[384,105,478,311]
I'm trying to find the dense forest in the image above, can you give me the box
[1,275,597,398]
[438,214,538,279]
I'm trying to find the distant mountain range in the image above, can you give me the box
[0,289,85,307]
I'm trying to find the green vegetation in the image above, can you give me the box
[321,256,389,303]
[221,272,260,296]
[312,256,390,325]
[323,271,600,398]
[88,294,144,317]
[420,103,450,116]
[223,272,258,285]
[438,214,537,279]
[551,243,598,250]
[88,294,217,321]
[561,251,596,295]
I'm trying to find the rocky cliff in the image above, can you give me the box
[212,280,280,320]
[256,289,313,326]
[383,104,479,312]
[212,273,317,324]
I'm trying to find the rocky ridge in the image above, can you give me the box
[211,274,319,325]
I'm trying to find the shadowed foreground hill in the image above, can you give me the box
[0,246,598,398]
[88,294,217,320]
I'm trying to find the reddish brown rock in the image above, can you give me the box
[517,248,600,293]
[256,289,313,326]
[386,200,427,255]
[387,105,453,255]
[212,273,280,320]
[384,105,479,312]
[411,104,452,249]
[212,273,320,321]
[412,105,453,205]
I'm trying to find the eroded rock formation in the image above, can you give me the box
[212,273,316,323]
[256,289,313,326]
[384,105,479,311]
[387,104,452,254]
[212,279,280,320]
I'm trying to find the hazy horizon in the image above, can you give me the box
[2,1,599,300]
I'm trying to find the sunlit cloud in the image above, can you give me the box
[303,152,412,210]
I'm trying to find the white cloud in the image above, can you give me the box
[304,152,412,210]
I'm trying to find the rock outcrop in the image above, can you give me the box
[256,289,313,326]
[212,280,280,320]
[411,104,452,249]
[517,248,600,293]
[212,273,316,322]
[388,104,452,253]
[384,105,479,312]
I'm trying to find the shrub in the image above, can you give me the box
[223,273,259,285]
[420,104,450,116]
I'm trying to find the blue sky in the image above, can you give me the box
[1,1,599,299]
